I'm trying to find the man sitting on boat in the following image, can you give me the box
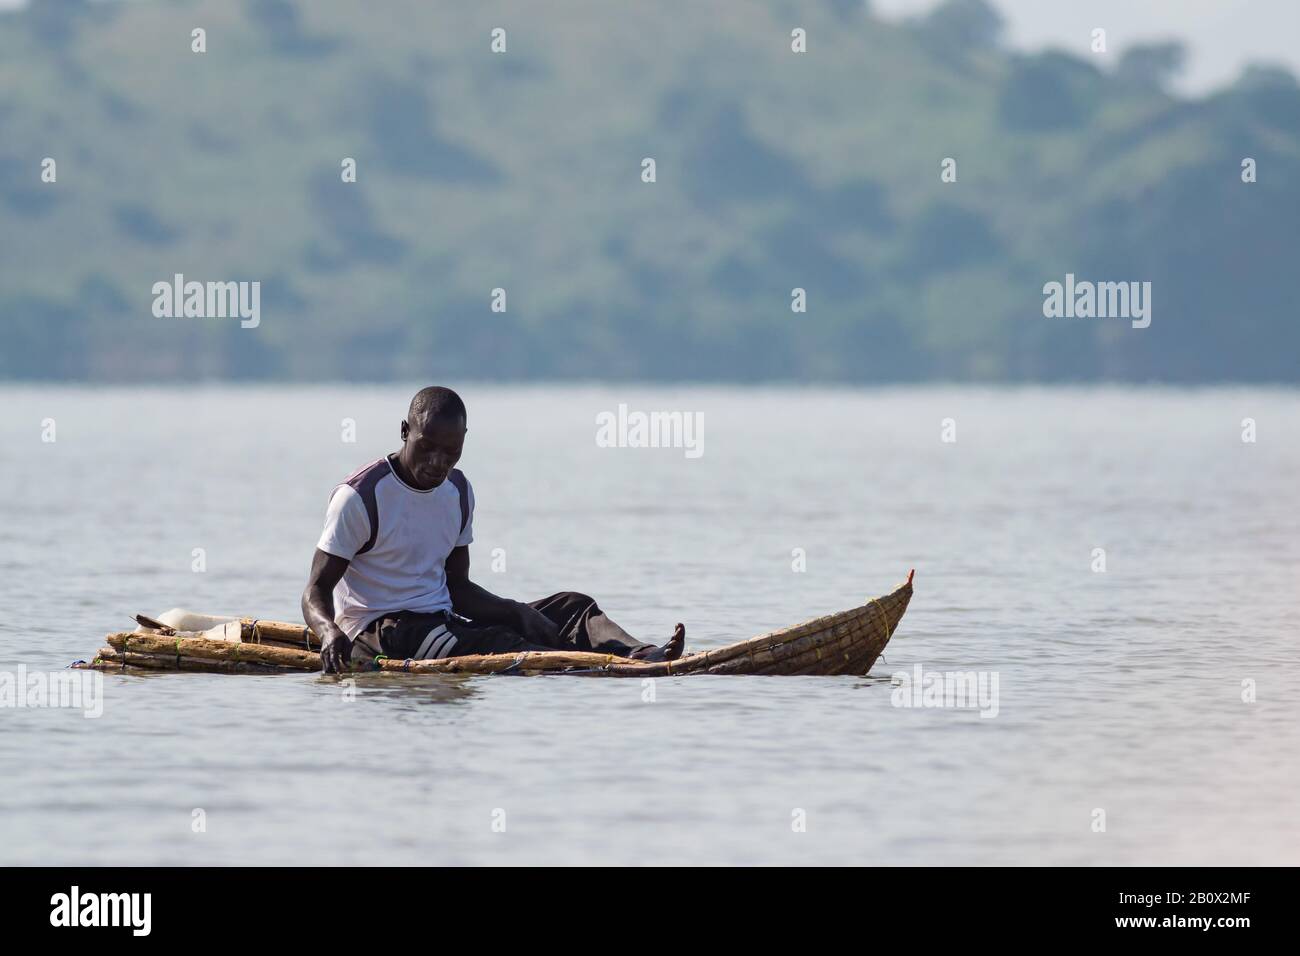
[302,386,686,673]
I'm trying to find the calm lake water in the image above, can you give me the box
[1,384,1297,865]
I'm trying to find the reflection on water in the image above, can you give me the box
[338,673,481,707]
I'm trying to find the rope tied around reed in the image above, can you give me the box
[498,654,529,675]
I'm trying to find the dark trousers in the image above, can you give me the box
[352,591,651,664]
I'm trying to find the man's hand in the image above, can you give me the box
[319,626,353,674]
[303,549,353,674]
[513,602,560,648]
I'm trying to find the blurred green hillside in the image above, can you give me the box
[2,0,1298,382]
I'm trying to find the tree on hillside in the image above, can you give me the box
[999,52,1102,131]
[25,0,97,50]
[1229,64,1300,130]
[916,0,1004,56]
[245,0,341,57]
[824,0,870,20]
[1117,42,1186,91]
[1236,63,1299,90]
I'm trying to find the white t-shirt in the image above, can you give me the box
[316,456,474,638]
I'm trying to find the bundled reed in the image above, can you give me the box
[240,619,321,650]
[87,648,295,674]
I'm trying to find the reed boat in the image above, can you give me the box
[74,574,913,678]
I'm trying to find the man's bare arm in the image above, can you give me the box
[444,546,559,645]
[302,548,352,672]
[444,546,520,624]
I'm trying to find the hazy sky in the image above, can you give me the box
[2,0,1294,95]
[874,0,1299,94]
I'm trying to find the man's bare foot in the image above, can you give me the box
[664,622,685,660]
[629,623,686,662]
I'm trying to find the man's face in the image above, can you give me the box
[399,413,466,489]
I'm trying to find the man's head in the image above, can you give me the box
[397,386,467,490]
